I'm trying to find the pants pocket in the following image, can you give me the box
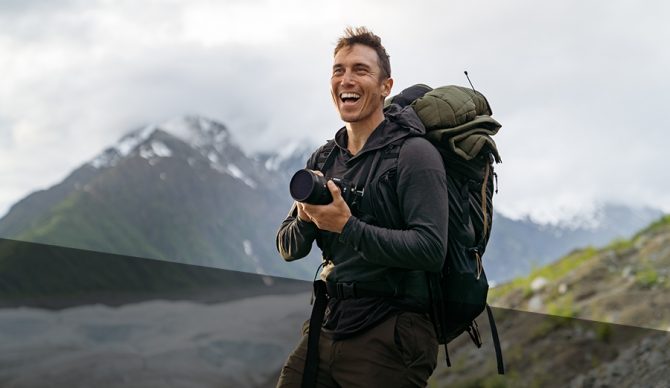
[393,312,438,368]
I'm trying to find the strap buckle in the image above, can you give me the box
[336,282,357,298]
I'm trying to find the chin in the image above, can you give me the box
[338,110,361,123]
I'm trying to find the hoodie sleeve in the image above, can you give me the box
[275,148,321,261]
[276,202,319,261]
[337,137,448,272]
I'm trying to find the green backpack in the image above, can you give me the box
[387,83,504,374]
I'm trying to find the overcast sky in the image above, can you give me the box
[1,0,669,223]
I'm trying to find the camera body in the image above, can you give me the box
[289,169,364,213]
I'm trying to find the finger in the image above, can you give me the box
[297,203,312,222]
[310,170,324,177]
[327,180,342,200]
[301,203,317,215]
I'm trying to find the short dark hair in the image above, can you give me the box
[334,26,391,80]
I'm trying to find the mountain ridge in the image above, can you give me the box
[0,115,319,280]
[0,114,664,284]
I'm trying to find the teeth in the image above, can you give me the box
[340,92,360,100]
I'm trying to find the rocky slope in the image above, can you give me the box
[428,215,670,387]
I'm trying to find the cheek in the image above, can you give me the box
[330,87,339,104]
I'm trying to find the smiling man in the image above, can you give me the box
[276,27,449,387]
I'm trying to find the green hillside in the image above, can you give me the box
[490,214,670,330]
[0,132,311,281]
[428,215,670,387]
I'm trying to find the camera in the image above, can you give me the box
[289,169,364,211]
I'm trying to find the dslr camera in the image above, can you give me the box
[289,169,364,213]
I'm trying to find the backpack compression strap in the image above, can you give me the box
[486,304,505,375]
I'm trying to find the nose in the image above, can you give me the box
[340,69,355,86]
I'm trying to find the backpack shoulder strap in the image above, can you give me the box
[314,140,337,173]
[377,137,415,187]
[382,138,404,161]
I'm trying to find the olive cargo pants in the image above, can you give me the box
[276,311,438,388]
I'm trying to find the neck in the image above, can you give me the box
[345,110,385,155]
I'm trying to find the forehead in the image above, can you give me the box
[333,44,380,69]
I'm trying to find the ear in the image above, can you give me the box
[381,77,393,97]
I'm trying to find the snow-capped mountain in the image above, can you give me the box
[89,116,276,190]
[0,114,663,284]
[0,115,320,280]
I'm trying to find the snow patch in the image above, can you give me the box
[263,141,311,171]
[117,124,156,157]
[243,240,253,256]
[207,152,219,164]
[90,149,119,168]
[226,164,257,189]
[151,141,172,157]
[139,141,172,160]
[160,115,229,149]
[90,124,157,168]
[242,240,273,286]
[160,116,193,143]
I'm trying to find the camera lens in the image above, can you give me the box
[289,169,317,202]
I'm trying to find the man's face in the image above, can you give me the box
[330,44,392,126]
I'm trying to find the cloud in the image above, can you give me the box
[1,0,669,221]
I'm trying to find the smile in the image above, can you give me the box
[339,92,361,103]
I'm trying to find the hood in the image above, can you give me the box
[333,104,426,160]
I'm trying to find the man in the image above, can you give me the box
[276,27,448,387]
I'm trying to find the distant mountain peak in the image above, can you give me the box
[540,202,664,231]
[89,124,155,168]
[89,115,234,169]
[260,141,314,171]
[159,115,230,150]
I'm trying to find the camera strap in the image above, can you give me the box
[316,140,338,174]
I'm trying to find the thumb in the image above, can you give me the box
[327,180,342,201]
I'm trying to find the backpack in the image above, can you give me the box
[388,84,504,374]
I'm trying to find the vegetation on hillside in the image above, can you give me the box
[428,214,670,387]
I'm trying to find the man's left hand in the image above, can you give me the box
[301,180,352,233]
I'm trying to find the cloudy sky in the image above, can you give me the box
[1,0,669,223]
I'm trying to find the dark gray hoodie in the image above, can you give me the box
[276,104,448,337]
